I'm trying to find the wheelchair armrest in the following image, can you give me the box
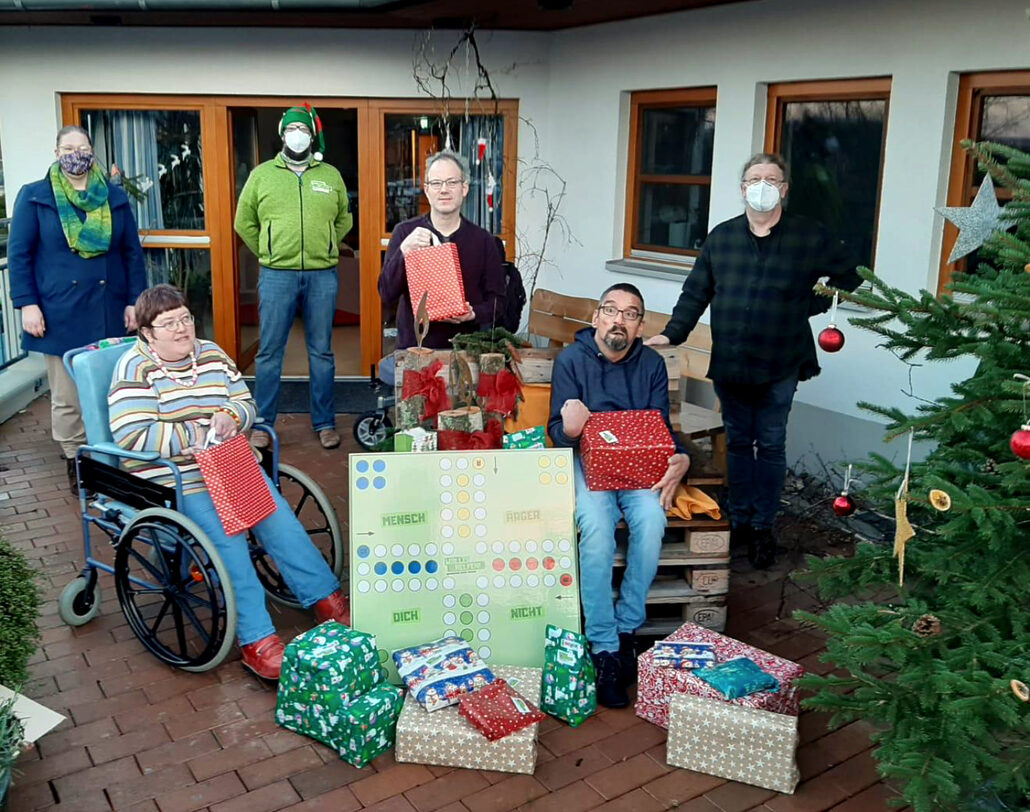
[86,442,162,462]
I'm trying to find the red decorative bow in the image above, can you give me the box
[401,359,450,422]
[477,369,522,417]
[438,419,504,451]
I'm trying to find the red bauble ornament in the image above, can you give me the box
[1011,425,1030,460]
[832,494,856,517]
[818,325,845,353]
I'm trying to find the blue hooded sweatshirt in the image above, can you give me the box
[547,327,686,453]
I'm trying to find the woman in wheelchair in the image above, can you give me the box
[107,284,350,680]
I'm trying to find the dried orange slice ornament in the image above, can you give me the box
[929,489,952,511]
[1012,680,1029,702]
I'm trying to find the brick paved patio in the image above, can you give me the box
[2,396,898,811]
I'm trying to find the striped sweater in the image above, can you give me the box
[108,339,257,495]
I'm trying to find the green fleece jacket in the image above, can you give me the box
[234,155,353,270]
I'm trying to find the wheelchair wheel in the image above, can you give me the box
[58,576,102,627]
[251,463,344,609]
[353,412,392,451]
[115,508,237,672]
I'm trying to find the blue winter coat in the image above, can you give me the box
[8,174,147,356]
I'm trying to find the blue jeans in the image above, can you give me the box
[256,267,338,432]
[713,373,799,531]
[574,457,667,654]
[182,470,342,646]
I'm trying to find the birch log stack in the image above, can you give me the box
[397,348,437,429]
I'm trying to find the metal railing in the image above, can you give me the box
[0,217,27,371]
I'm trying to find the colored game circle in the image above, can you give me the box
[559,539,572,551]
[426,560,439,573]
[408,561,421,574]
[476,576,489,589]
[555,455,568,467]
[457,474,470,487]
[561,573,573,587]
[475,525,487,537]
[391,561,404,575]
[509,540,521,553]
[473,457,485,469]
[492,559,505,572]
[426,543,438,555]
[460,611,474,625]
[445,629,457,637]
[442,544,454,555]
[391,580,404,592]
[458,525,471,538]
[477,610,490,623]
[475,542,487,555]
[441,526,454,538]
[538,457,550,468]
[374,581,388,593]
[438,512,451,524]
[443,577,456,589]
[526,540,537,552]
[373,477,386,489]
[373,459,386,473]
[473,491,486,503]
[457,491,470,504]
[557,473,569,485]
[357,545,370,559]
[459,594,473,607]
[509,558,522,571]
[458,508,470,520]
[493,575,505,588]
[357,581,370,593]
[391,544,403,557]
[439,458,452,470]
[539,473,552,485]
[356,477,369,490]
[374,562,387,576]
[439,474,452,487]
[407,544,421,556]
[356,460,369,473]
[542,539,554,552]
[374,544,387,557]
[478,628,491,641]
[443,612,456,625]
[543,574,556,587]
[543,557,556,570]
[560,557,572,569]
[510,575,523,588]
[443,595,456,608]
[460,629,474,642]
[474,474,486,486]
[474,508,487,519]
[479,646,492,659]
[426,578,438,590]
[409,580,422,592]
[377,649,388,663]
[526,558,539,571]
[526,575,539,587]
[492,541,504,553]
[357,563,370,576]
[440,492,453,504]
[456,458,469,470]
[477,593,489,606]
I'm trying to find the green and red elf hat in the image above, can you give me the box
[278,102,325,160]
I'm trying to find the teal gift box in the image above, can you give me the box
[503,425,546,449]
[540,624,597,727]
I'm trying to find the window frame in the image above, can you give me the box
[624,86,717,263]
[764,77,891,273]
[940,70,1030,294]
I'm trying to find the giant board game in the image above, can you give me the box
[349,449,580,682]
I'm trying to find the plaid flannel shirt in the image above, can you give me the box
[661,213,861,384]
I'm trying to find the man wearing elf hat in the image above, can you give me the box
[645,152,861,569]
[235,103,352,450]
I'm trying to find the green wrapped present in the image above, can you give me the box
[395,428,438,452]
[275,622,383,723]
[540,624,596,727]
[503,425,546,449]
[334,683,404,767]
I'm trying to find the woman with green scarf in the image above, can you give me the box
[9,125,146,492]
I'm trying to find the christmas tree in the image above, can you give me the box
[798,140,1030,812]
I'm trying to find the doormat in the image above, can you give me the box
[244,379,378,415]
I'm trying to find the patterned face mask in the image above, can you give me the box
[58,151,94,176]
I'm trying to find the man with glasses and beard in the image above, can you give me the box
[235,104,352,451]
[548,283,690,709]
[646,153,860,571]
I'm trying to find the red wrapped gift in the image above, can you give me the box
[580,409,675,491]
[459,678,546,741]
[194,433,277,536]
[405,237,468,321]
[635,622,805,729]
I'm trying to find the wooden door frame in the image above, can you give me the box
[62,93,520,377]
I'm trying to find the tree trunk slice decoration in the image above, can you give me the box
[437,406,484,433]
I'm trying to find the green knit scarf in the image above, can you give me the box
[49,163,112,259]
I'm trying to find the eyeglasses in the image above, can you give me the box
[57,146,93,156]
[599,304,643,323]
[283,124,310,133]
[151,314,195,331]
[425,178,465,191]
[742,177,785,187]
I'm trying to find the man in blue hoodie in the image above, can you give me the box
[548,283,691,708]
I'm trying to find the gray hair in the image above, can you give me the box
[740,152,789,183]
[56,125,92,149]
[425,150,470,182]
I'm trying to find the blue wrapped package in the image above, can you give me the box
[694,657,779,699]
[393,636,495,711]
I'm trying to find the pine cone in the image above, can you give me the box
[913,614,942,637]
[982,457,999,475]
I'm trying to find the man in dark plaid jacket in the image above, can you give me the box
[646,153,861,569]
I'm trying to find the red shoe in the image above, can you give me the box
[312,589,351,627]
[240,634,285,681]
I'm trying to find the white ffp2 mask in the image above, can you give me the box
[744,180,782,212]
[284,130,312,153]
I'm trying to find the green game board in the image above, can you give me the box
[349,449,581,682]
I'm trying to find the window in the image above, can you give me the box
[766,78,890,271]
[625,88,717,263]
[941,71,1030,293]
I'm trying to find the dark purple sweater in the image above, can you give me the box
[378,214,507,349]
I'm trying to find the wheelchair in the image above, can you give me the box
[56,337,345,672]
[352,360,395,451]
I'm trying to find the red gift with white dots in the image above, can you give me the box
[580,409,676,491]
[459,678,546,741]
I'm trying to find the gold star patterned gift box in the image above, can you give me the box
[666,692,801,794]
[395,665,542,774]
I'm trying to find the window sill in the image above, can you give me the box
[605,256,695,282]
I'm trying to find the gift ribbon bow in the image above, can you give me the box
[401,359,451,422]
